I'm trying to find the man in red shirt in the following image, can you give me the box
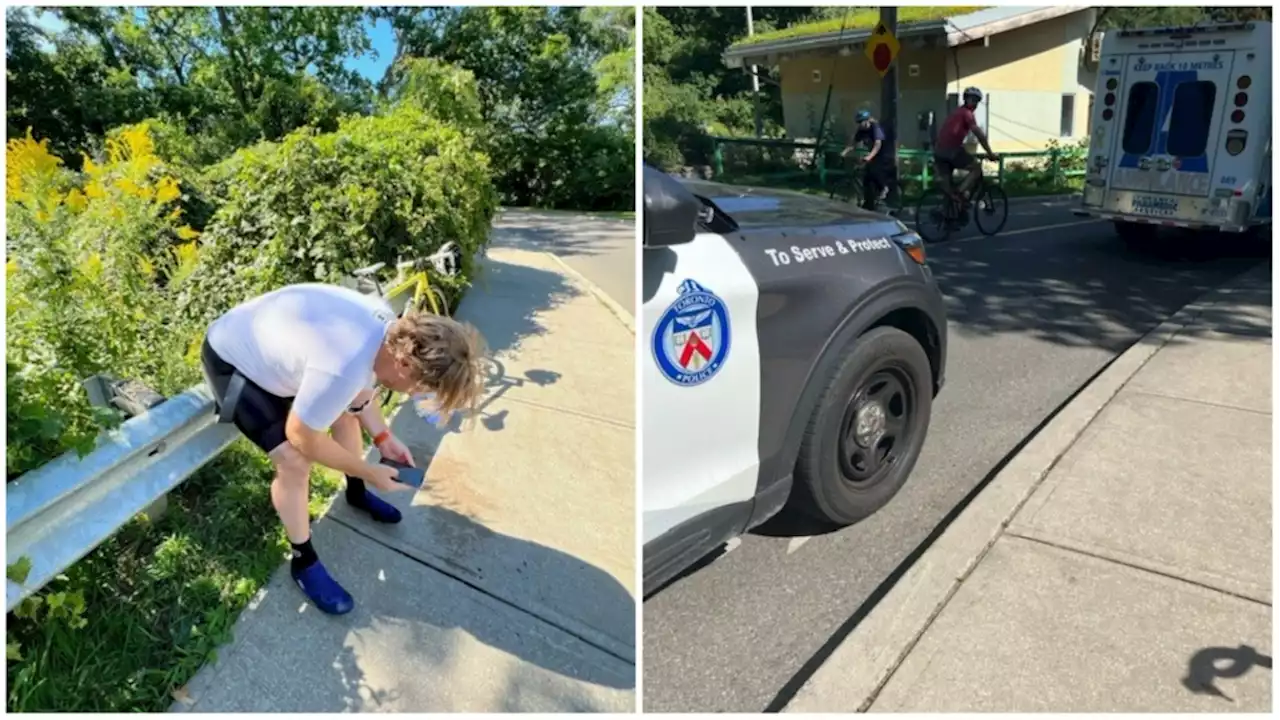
[933,87,999,214]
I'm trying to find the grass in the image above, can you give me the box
[730,6,988,47]
[5,432,345,712]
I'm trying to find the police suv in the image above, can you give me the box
[642,166,949,594]
[1076,20,1272,243]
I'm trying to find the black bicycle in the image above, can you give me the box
[913,161,1009,243]
[827,159,903,216]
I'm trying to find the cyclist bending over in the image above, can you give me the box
[841,109,895,212]
[933,87,999,217]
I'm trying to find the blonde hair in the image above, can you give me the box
[385,312,487,422]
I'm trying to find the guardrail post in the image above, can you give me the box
[1050,148,1060,186]
[713,140,724,178]
[817,150,827,187]
[997,155,1005,182]
[83,374,171,521]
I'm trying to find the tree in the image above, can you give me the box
[384,6,634,209]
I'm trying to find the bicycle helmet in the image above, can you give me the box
[855,109,872,123]
[962,86,983,102]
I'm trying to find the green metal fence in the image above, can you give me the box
[708,136,1087,200]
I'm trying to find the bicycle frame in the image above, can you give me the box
[385,270,443,315]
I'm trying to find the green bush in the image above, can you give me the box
[181,104,498,327]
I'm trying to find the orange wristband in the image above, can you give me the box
[372,430,391,447]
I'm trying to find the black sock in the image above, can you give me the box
[290,538,318,573]
[346,475,369,507]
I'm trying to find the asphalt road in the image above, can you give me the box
[489,208,635,312]
[641,197,1269,712]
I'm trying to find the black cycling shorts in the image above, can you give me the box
[933,146,976,175]
[201,338,294,454]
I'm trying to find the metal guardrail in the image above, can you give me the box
[6,386,237,611]
[5,253,452,611]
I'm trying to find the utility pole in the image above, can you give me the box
[879,6,899,192]
[747,6,763,137]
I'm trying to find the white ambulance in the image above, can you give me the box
[1076,21,1272,242]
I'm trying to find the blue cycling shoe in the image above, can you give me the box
[347,489,403,524]
[291,560,355,615]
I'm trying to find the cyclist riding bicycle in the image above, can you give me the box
[841,109,895,212]
[933,87,999,220]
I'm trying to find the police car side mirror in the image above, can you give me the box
[643,166,700,248]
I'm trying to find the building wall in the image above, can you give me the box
[777,46,948,144]
[945,9,1098,151]
[772,10,1099,153]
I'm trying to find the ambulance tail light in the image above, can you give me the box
[892,231,927,265]
[1226,129,1247,156]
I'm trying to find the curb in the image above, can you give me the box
[781,265,1263,713]
[543,252,635,334]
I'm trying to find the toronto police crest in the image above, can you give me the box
[652,279,731,386]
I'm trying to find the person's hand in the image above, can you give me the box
[360,463,413,493]
[987,153,1000,162]
[376,433,415,467]
[858,155,871,165]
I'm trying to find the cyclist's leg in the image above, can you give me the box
[955,148,980,201]
[934,150,960,201]
[861,167,879,211]
[867,164,889,211]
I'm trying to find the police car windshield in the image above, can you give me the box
[692,193,740,234]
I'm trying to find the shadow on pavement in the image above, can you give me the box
[328,507,636,694]
[465,257,581,357]
[928,227,1271,352]
[1182,644,1273,702]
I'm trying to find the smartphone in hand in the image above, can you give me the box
[379,457,426,488]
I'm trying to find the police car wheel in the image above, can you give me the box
[791,326,933,525]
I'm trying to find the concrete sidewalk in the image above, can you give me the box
[173,247,635,713]
[788,262,1271,713]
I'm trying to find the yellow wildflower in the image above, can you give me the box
[139,255,155,279]
[176,225,200,240]
[64,188,88,213]
[6,128,63,207]
[156,176,181,204]
[81,253,104,281]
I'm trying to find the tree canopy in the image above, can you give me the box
[7,5,634,210]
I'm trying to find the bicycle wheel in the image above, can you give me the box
[913,186,954,243]
[973,183,1010,236]
[429,286,451,316]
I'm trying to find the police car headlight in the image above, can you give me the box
[892,231,927,265]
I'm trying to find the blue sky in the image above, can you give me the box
[30,9,398,83]
[343,15,397,82]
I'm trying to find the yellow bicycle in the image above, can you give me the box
[351,241,461,318]
[350,242,464,410]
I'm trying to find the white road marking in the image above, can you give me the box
[724,536,742,554]
[906,218,1106,245]
[787,536,812,555]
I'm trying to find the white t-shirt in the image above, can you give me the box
[207,283,395,431]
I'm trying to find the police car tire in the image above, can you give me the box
[791,326,933,525]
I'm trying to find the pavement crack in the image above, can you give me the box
[1003,532,1272,608]
[327,515,635,666]
[500,394,634,428]
[1124,388,1271,417]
